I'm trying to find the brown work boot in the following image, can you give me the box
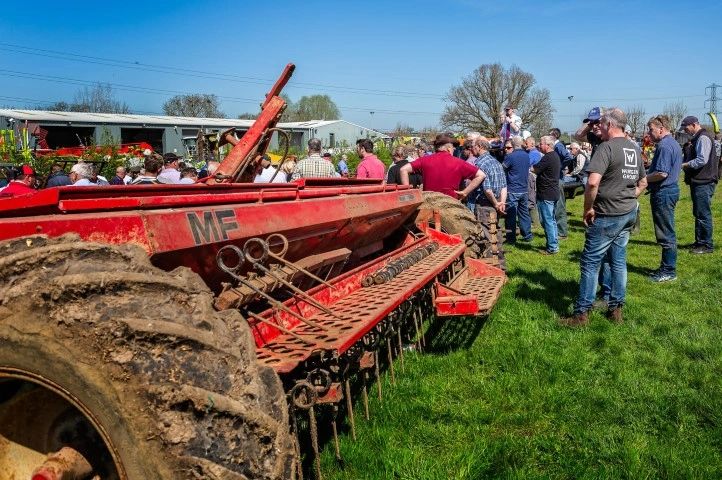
[607,307,623,324]
[560,311,589,327]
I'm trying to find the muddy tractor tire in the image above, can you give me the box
[0,235,295,479]
[420,191,481,257]
[419,191,504,268]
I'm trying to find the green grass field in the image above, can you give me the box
[322,185,722,479]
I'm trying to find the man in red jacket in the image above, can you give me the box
[0,165,37,197]
[400,132,485,200]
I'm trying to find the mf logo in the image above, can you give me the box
[623,148,638,168]
[186,209,239,245]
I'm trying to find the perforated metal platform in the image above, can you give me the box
[255,244,463,373]
[459,275,506,315]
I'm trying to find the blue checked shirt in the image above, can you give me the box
[470,153,507,206]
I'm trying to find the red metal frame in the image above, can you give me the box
[0,63,506,383]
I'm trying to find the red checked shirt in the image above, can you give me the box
[410,151,479,199]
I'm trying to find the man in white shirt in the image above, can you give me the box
[69,162,95,186]
[157,153,182,184]
[499,105,522,142]
[254,155,287,183]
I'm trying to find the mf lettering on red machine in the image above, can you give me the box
[187,209,239,245]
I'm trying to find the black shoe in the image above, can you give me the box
[690,246,713,254]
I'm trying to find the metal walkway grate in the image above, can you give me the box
[459,275,506,315]
[255,245,461,373]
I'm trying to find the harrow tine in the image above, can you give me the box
[265,233,337,289]
[344,379,356,441]
[374,350,382,402]
[386,338,396,385]
[397,328,405,372]
[231,280,328,332]
[361,372,370,420]
[246,312,314,345]
[412,310,423,353]
[417,304,426,347]
[270,253,337,290]
[252,262,342,320]
[291,412,304,480]
[309,406,322,480]
[331,406,342,462]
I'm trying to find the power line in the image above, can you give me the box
[0,70,443,116]
[0,43,445,100]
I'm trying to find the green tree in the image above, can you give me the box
[289,95,340,121]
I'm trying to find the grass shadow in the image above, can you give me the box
[509,267,578,315]
[629,238,659,246]
[424,315,488,354]
[568,218,586,233]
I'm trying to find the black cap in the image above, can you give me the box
[680,116,699,127]
[163,152,180,163]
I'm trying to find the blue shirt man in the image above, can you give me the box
[525,137,543,166]
[646,116,683,281]
[502,138,532,242]
[337,155,349,177]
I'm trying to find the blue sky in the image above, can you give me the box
[1,0,720,133]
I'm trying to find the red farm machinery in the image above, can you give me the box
[0,64,505,480]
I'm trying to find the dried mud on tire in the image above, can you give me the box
[420,191,484,258]
[0,235,296,479]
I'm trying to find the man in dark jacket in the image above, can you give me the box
[681,116,719,254]
[46,163,72,187]
[110,166,127,185]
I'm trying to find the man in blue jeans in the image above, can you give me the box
[681,116,719,254]
[533,136,561,254]
[563,108,647,327]
[502,136,532,243]
[645,115,683,281]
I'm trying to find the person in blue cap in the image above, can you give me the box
[575,107,604,157]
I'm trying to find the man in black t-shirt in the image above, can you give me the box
[387,145,421,187]
[564,108,647,327]
[533,136,561,254]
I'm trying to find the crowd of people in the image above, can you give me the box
[1,106,718,327]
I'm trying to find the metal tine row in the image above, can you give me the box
[291,293,431,480]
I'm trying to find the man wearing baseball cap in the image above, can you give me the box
[400,132,485,199]
[157,152,182,184]
[574,107,604,156]
[0,165,37,197]
[680,115,719,254]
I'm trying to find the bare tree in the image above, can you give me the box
[626,105,646,138]
[72,83,130,113]
[441,63,554,138]
[662,101,687,131]
[163,94,224,118]
[237,112,257,120]
[391,122,414,139]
